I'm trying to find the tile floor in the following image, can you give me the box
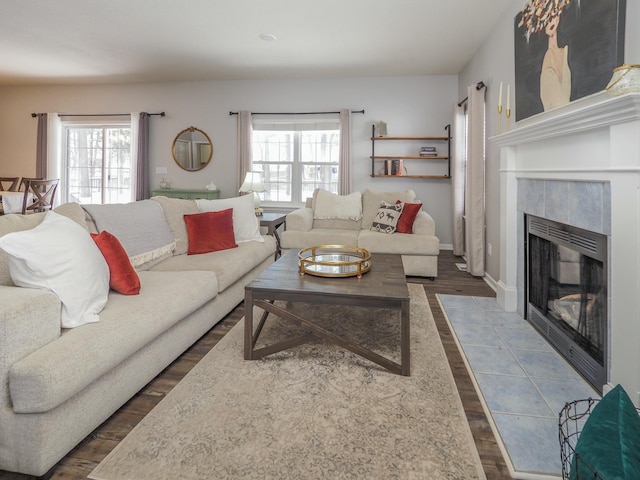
[437,294,600,479]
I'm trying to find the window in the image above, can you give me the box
[251,118,340,206]
[63,123,133,204]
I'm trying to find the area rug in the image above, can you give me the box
[90,284,485,480]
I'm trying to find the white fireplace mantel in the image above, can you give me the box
[493,91,640,149]
[492,91,640,399]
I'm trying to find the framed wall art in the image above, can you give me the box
[514,0,626,121]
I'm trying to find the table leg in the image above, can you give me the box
[244,289,254,360]
[401,299,410,376]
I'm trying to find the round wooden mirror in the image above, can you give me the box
[172,126,213,171]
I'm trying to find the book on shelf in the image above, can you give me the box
[382,159,405,176]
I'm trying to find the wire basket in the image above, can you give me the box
[559,398,603,479]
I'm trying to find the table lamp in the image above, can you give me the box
[239,171,266,216]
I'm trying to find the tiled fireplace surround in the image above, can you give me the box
[493,92,640,403]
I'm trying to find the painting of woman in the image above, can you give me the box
[514,0,625,121]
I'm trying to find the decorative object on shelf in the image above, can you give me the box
[159,177,171,189]
[498,81,503,134]
[298,245,371,278]
[505,83,511,131]
[419,146,437,157]
[239,171,266,216]
[606,64,640,96]
[375,121,388,137]
[206,181,217,190]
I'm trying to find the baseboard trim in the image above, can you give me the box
[482,271,498,293]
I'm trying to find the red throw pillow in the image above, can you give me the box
[396,201,422,234]
[91,231,141,295]
[184,209,238,255]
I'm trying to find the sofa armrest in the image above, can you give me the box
[0,286,60,407]
[412,211,436,236]
[286,207,313,232]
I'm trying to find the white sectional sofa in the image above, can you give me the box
[0,196,276,477]
[281,188,440,278]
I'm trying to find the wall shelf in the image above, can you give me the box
[370,125,451,178]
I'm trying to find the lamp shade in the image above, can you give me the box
[239,172,265,193]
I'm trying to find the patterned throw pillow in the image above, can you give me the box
[370,201,404,234]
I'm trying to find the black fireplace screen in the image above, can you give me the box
[528,223,607,366]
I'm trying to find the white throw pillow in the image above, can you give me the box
[0,211,109,328]
[196,195,263,243]
[313,189,362,221]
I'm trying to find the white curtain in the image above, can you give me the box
[338,109,352,194]
[465,85,486,276]
[450,104,466,256]
[46,113,63,206]
[237,111,253,192]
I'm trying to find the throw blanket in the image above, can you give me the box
[83,200,176,267]
[313,189,362,221]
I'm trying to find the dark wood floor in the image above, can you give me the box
[0,251,511,480]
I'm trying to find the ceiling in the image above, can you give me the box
[0,0,513,86]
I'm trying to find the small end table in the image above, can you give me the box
[260,213,287,259]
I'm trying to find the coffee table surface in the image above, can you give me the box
[246,249,409,308]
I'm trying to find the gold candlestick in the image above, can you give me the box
[498,105,503,134]
[506,108,511,131]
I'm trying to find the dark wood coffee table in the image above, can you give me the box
[244,249,411,375]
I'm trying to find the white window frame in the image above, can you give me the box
[251,116,340,208]
[61,118,135,205]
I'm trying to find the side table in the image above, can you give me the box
[260,213,287,259]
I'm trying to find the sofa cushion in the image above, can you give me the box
[361,189,416,229]
[358,229,440,255]
[184,209,238,254]
[0,202,87,286]
[9,270,218,413]
[91,231,141,295]
[150,235,276,292]
[83,201,177,270]
[196,195,263,244]
[311,189,361,230]
[151,196,199,256]
[0,211,110,328]
[370,201,404,234]
[280,228,360,250]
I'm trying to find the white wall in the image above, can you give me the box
[458,0,640,282]
[0,75,457,245]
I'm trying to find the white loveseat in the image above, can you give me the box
[281,188,439,278]
[0,196,276,477]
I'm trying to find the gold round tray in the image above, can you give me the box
[298,245,371,278]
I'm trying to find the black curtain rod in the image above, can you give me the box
[457,81,486,107]
[229,109,365,116]
[31,112,165,117]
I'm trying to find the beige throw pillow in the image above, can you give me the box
[371,201,404,234]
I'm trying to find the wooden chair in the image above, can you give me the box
[0,177,20,192]
[19,177,44,191]
[21,179,59,214]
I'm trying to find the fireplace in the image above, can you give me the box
[494,92,640,401]
[525,215,607,392]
